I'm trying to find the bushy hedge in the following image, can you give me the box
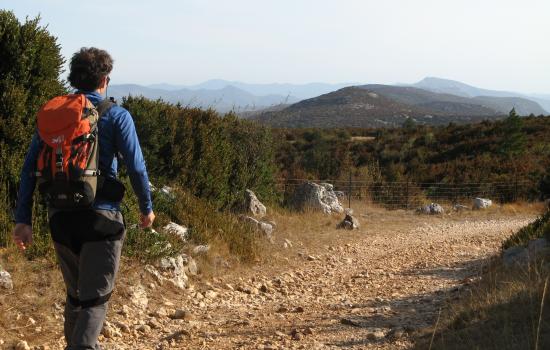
[122,96,278,210]
[0,11,66,248]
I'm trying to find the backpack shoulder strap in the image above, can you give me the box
[96,99,116,117]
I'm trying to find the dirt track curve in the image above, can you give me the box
[91,213,533,350]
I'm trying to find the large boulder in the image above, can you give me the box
[473,198,492,210]
[417,203,444,215]
[245,189,267,217]
[290,182,344,214]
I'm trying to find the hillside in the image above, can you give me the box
[364,84,546,116]
[252,83,548,128]
[252,85,522,128]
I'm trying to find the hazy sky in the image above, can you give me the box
[5,0,549,93]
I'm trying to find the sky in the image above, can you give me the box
[4,0,550,94]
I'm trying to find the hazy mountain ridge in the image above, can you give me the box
[108,84,299,112]
[148,79,356,100]
[412,77,550,114]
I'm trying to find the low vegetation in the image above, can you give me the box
[503,209,550,250]
[415,207,550,349]
[275,113,550,204]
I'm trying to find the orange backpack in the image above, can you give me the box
[35,94,113,209]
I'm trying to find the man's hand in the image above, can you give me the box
[140,211,156,229]
[12,224,33,251]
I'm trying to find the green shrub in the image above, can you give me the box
[502,209,550,249]
[0,10,66,249]
[122,97,279,210]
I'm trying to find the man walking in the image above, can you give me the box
[12,47,155,349]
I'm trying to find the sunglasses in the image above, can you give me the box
[106,76,111,85]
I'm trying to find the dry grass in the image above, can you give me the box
[414,206,550,350]
[0,247,65,345]
[415,259,550,350]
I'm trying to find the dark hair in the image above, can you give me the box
[68,47,113,91]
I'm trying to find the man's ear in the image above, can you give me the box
[99,76,108,89]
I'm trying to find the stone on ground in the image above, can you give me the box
[128,284,149,310]
[163,222,189,241]
[337,209,360,230]
[290,182,344,214]
[473,197,492,210]
[245,189,267,217]
[417,203,444,215]
[0,267,13,290]
[239,215,274,240]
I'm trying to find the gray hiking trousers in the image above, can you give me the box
[49,209,125,350]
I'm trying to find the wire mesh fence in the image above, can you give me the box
[276,178,536,209]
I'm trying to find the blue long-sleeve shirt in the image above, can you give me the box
[15,91,153,225]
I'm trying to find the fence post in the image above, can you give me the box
[348,169,352,209]
[405,180,409,210]
[514,174,518,202]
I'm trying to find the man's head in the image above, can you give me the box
[68,47,113,92]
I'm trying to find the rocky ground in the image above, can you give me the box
[0,208,537,350]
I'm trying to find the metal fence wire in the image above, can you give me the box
[276,179,535,209]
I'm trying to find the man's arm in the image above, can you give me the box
[15,133,40,225]
[13,133,41,250]
[114,109,154,226]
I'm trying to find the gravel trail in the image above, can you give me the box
[96,214,533,350]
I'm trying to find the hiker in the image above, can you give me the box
[12,47,155,349]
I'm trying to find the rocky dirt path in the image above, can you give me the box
[95,214,533,350]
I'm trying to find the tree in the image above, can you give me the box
[402,116,417,130]
[0,11,66,246]
[499,108,526,158]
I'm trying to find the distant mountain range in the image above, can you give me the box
[250,79,549,128]
[107,84,300,113]
[108,80,354,112]
[109,77,549,125]
[147,80,355,100]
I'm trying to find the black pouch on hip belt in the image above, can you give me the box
[95,176,126,202]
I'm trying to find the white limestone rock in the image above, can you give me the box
[291,182,344,214]
[129,284,148,310]
[245,189,267,217]
[240,215,274,240]
[473,198,492,210]
[163,222,189,242]
[417,203,444,215]
[0,267,13,290]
